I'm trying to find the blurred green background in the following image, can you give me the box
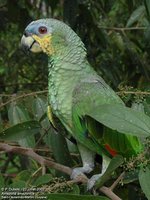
[0,1,150,199]
[0,0,150,95]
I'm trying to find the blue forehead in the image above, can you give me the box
[25,21,53,35]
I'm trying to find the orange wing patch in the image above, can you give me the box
[105,144,117,157]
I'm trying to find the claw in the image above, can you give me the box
[71,165,93,181]
[71,168,86,179]
[87,154,111,190]
[87,174,102,190]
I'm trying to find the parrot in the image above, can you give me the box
[20,18,149,189]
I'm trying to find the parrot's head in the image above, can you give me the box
[21,18,85,58]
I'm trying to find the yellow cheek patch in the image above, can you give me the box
[32,34,54,55]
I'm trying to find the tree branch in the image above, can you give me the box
[0,142,72,176]
[100,186,122,200]
[0,142,122,200]
[109,172,125,191]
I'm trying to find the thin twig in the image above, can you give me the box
[117,91,150,95]
[98,26,146,31]
[0,82,46,88]
[0,90,48,97]
[0,90,48,109]
[109,172,125,191]
[31,166,43,178]
[0,145,51,154]
[1,173,16,178]
[0,142,122,200]
[34,126,51,148]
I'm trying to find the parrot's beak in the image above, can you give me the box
[21,35,42,53]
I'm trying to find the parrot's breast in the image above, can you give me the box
[48,62,81,132]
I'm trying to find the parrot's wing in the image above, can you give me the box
[72,75,150,155]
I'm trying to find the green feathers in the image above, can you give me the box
[22,18,150,158]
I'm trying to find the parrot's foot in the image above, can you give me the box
[71,164,94,180]
[87,174,102,190]
[87,154,111,190]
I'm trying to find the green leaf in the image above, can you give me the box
[123,170,139,184]
[66,139,78,153]
[8,103,35,147]
[88,104,150,138]
[111,33,125,52]
[13,170,32,182]
[0,174,4,188]
[95,155,124,188]
[10,180,26,188]
[32,96,47,121]
[47,194,109,200]
[0,174,4,196]
[32,97,51,147]
[18,135,36,148]
[0,120,40,141]
[50,130,73,177]
[139,167,150,200]
[144,0,150,21]
[131,102,145,113]
[126,5,145,27]
[8,103,30,125]
[0,112,3,132]
[69,184,80,194]
[33,174,53,186]
[144,101,150,117]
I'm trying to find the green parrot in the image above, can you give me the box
[21,19,149,189]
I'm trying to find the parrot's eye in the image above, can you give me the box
[38,26,47,34]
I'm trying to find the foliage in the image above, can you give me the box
[0,0,150,199]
